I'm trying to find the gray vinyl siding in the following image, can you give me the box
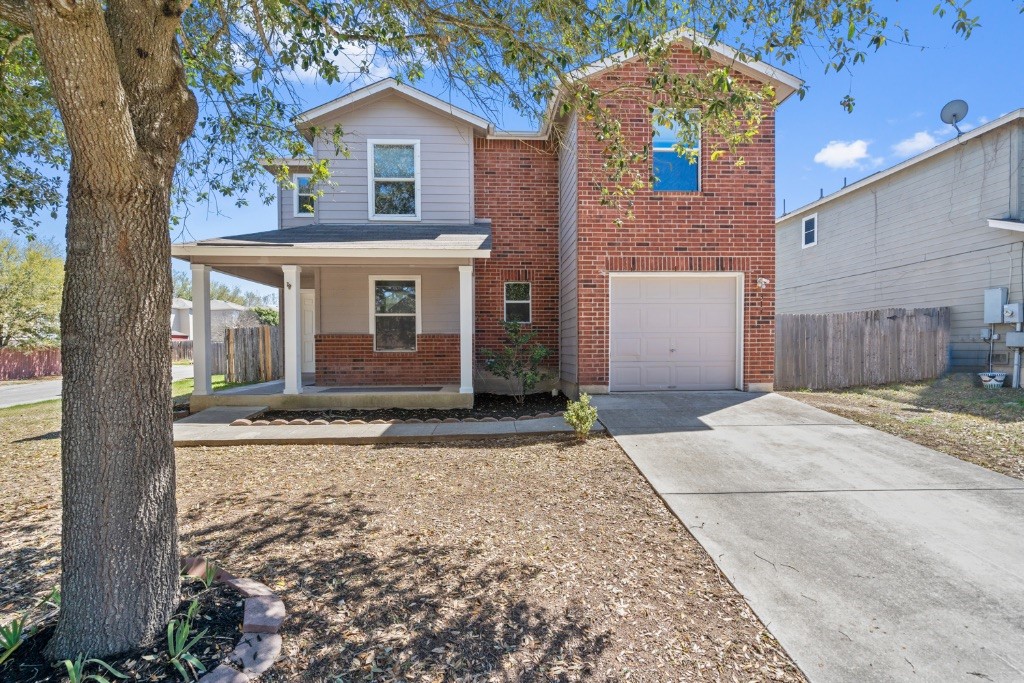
[293,94,474,225]
[776,120,1024,371]
[317,266,459,335]
[558,114,580,384]
[278,181,311,229]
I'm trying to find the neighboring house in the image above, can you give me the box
[776,110,1024,373]
[172,34,802,409]
[170,298,253,342]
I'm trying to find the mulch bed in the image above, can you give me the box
[4,400,804,681]
[257,391,569,423]
[0,580,243,683]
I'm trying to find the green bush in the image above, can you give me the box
[481,321,550,404]
[564,393,598,441]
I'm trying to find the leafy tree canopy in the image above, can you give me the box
[0,234,63,348]
[172,270,276,307]
[1,0,1006,234]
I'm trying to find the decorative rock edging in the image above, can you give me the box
[181,557,286,682]
[231,411,565,427]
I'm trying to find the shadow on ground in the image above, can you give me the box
[181,489,609,681]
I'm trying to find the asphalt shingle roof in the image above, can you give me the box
[196,222,492,251]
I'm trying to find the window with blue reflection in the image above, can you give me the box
[652,117,700,192]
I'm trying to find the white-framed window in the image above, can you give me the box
[652,110,700,192]
[292,174,315,217]
[504,282,532,323]
[802,214,817,248]
[369,276,421,351]
[367,140,420,221]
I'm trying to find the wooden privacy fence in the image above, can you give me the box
[170,339,226,375]
[0,347,62,380]
[225,326,281,383]
[775,308,951,391]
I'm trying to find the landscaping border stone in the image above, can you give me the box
[181,556,286,682]
[229,411,566,427]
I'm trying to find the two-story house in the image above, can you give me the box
[172,35,801,410]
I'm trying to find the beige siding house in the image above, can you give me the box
[776,110,1024,372]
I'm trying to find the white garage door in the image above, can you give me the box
[610,275,739,391]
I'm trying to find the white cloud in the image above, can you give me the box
[287,43,392,84]
[813,140,873,169]
[892,131,936,157]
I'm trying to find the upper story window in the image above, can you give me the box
[802,214,817,248]
[652,111,700,192]
[368,140,420,221]
[293,174,315,217]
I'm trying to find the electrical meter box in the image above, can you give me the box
[985,288,1008,324]
[1004,303,1024,325]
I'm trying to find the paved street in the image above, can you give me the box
[0,364,194,409]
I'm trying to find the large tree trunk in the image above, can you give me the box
[46,163,182,658]
[17,0,200,660]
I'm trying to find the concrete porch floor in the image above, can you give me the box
[189,377,472,410]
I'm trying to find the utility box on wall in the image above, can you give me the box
[984,288,1008,324]
[1004,303,1023,325]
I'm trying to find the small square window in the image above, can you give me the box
[802,214,817,248]
[504,282,531,323]
[293,175,315,217]
[652,110,700,192]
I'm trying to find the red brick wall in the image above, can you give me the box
[314,334,460,386]
[472,138,560,365]
[573,46,777,389]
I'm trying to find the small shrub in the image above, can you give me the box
[61,654,127,683]
[564,393,599,441]
[481,321,551,405]
[167,599,207,681]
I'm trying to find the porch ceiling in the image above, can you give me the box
[171,222,492,262]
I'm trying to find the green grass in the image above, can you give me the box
[172,374,249,405]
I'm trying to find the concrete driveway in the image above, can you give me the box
[593,391,1024,682]
[0,364,194,409]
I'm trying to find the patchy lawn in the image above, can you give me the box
[783,373,1024,481]
[172,373,248,406]
[2,401,802,682]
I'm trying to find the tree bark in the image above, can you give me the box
[12,0,200,660]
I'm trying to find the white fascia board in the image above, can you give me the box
[777,109,1024,226]
[171,244,491,260]
[295,78,492,137]
[260,157,312,175]
[989,218,1024,233]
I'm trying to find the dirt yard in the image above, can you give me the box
[783,373,1024,481]
[1,400,802,682]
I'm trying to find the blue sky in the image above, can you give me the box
[14,3,1024,299]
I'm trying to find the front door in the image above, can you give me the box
[301,289,315,373]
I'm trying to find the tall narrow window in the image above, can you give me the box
[372,278,419,351]
[802,214,817,248]
[652,111,700,192]
[368,140,420,220]
[504,282,532,323]
[293,174,315,217]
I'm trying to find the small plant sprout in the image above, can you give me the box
[0,617,27,666]
[167,599,208,681]
[200,560,219,589]
[564,393,599,442]
[61,654,128,683]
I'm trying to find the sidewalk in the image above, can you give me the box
[174,406,602,446]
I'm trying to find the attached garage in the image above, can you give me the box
[609,274,741,391]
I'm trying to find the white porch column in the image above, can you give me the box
[282,265,303,395]
[190,263,212,396]
[458,264,474,394]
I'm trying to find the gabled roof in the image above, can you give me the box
[294,78,492,141]
[777,108,1024,224]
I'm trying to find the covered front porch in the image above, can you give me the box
[171,222,491,410]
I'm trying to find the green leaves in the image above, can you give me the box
[482,321,551,405]
[0,235,63,349]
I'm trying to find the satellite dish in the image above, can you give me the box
[940,99,969,135]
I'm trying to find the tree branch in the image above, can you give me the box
[0,0,32,30]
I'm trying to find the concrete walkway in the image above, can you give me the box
[593,391,1024,683]
[174,406,599,445]
[0,364,194,410]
